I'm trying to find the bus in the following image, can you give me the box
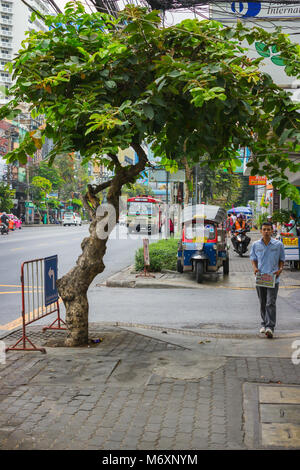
[127,196,165,234]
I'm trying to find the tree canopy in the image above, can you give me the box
[2,2,300,346]
[1,2,300,205]
[0,182,15,213]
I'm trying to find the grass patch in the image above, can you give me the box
[135,237,178,272]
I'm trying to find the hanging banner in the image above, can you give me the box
[249,176,267,185]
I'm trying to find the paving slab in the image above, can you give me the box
[1,323,300,450]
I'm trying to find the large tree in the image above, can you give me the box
[0,182,15,212]
[1,2,300,345]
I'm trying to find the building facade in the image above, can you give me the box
[210,2,300,216]
[0,0,53,103]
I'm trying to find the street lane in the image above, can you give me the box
[1,226,299,337]
[0,224,148,328]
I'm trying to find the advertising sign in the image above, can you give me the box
[281,237,300,260]
[211,2,300,20]
[44,255,58,306]
[210,2,300,88]
[249,176,267,185]
[149,169,185,183]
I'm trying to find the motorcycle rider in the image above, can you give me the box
[231,213,250,252]
[0,211,9,233]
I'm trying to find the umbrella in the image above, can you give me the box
[227,206,252,215]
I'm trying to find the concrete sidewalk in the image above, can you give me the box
[1,322,300,450]
[103,264,300,290]
[103,231,300,290]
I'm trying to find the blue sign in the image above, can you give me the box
[231,2,261,17]
[44,255,58,306]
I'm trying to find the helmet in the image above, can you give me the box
[267,215,272,219]
[237,213,243,219]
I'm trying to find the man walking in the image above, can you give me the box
[250,221,285,338]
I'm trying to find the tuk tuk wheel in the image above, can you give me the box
[177,259,183,273]
[223,257,229,275]
[195,261,204,283]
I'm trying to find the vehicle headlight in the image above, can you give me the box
[237,236,242,242]
[213,244,217,250]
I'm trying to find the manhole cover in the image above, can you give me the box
[244,383,300,449]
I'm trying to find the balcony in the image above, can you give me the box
[0,41,12,49]
[0,6,12,14]
[0,29,12,37]
[0,52,11,60]
[0,76,11,84]
[0,18,12,25]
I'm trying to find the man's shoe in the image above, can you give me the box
[260,327,266,334]
[265,328,273,338]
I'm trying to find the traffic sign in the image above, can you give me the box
[44,255,58,306]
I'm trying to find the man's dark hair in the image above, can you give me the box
[261,221,273,228]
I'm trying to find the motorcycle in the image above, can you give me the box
[231,228,250,257]
[0,223,9,235]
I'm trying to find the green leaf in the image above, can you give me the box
[255,42,270,58]
[142,104,154,120]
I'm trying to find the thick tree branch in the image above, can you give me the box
[108,153,121,168]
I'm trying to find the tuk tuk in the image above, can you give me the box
[177,204,229,283]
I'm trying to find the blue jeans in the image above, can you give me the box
[256,284,279,331]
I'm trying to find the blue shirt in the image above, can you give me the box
[250,237,285,284]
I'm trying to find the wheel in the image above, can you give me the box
[223,257,229,275]
[177,259,183,273]
[195,261,204,283]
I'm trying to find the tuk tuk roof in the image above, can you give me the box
[182,204,227,224]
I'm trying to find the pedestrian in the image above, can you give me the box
[225,215,231,236]
[230,213,236,226]
[168,217,174,237]
[250,221,285,338]
[285,213,298,237]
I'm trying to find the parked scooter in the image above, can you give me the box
[0,223,9,235]
[231,228,250,257]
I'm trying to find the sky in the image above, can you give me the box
[53,0,208,23]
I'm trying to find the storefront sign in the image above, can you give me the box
[281,236,300,260]
[211,2,300,20]
[249,176,267,185]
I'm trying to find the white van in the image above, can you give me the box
[63,212,81,226]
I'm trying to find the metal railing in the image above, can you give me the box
[6,256,67,353]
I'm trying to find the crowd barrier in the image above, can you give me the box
[6,256,66,354]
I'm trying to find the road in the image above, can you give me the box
[0,224,146,329]
[1,225,300,336]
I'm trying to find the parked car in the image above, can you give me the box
[63,212,81,226]
[74,213,82,226]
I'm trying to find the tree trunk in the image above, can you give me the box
[57,143,148,347]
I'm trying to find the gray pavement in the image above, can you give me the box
[1,321,300,450]
[1,230,300,450]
